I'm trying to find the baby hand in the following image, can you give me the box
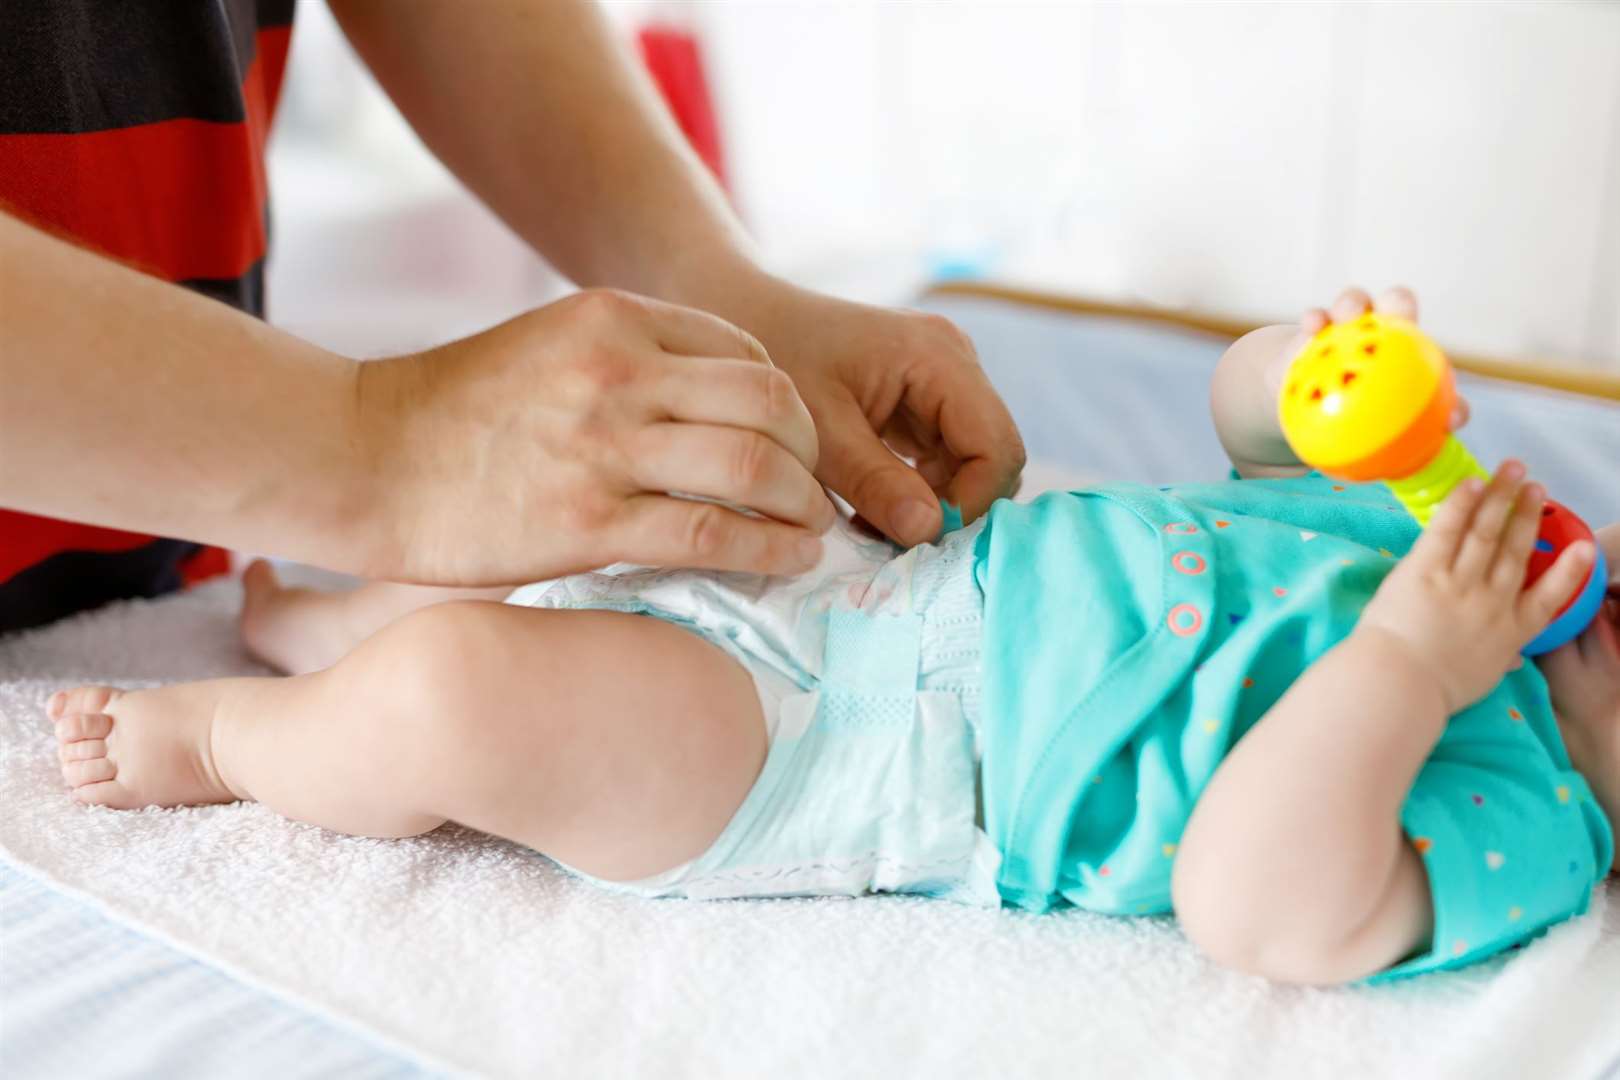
[1268,286,1471,433]
[1358,461,1596,714]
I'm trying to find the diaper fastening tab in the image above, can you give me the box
[819,610,923,727]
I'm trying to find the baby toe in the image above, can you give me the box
[1375,285,1418,320]
[1329,287,1371,323]
[242,557,280,592]
[59,738,107,764]
[73,781,132,808]
[55,711,113,743]
[63,757,116,788]
[55,686,122,720]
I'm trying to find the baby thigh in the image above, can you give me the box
[343,601,768,882]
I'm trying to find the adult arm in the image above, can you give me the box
[0,211,368,568]
[0,211,829,584]
[329,0,1026,544]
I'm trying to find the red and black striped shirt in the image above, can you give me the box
[0,0,294,632]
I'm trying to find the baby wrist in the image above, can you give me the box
[1347,625,1458,720]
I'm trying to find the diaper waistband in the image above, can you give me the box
[820,518,987,736]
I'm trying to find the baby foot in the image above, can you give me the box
[49,684,241,809]
[239,559,346,675]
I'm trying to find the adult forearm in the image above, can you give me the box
[0,212,374,568]
[332,0,1030,549]
[330,0,755,303]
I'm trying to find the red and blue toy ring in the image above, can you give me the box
[1525,546,1609,656]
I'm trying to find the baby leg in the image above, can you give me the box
[53,602,767,881]
[239,559,509,674]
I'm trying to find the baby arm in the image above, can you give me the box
[1173,463,1596,983]
[1211,287,1423,478]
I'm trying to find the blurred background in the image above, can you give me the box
[266,0,1620,369]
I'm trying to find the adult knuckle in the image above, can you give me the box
[561,351,638,413]
[757,366,798,424]
[1007,431,1029,472]
[919,311,959,340]
[935,314,979,355]
[555,487,616,535]
[560,290,604,325]
[737,325,771,365]
[685,504,733,559]
[847,469,893,515]
[802,425,821,474]
[729,431,773,491]
[572,287,638,323]
[591,346,640,392]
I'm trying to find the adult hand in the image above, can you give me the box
[328,0,1022,549]
[707,274,1026,547]
[360,289,835,584]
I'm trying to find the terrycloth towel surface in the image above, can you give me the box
[2,463,1618,1079]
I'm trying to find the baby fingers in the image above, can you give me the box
[1453,462,1526,583]
[1419,475,1487,568]
[1490,481,1546,589]
[1521,541,1596,633]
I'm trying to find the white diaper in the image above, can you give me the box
[504,516,1001,906]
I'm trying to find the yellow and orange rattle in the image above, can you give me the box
[1277,312,1607,656]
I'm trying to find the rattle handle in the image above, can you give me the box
[1384,436,1489,526]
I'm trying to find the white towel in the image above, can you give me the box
[2,462,1617,1078]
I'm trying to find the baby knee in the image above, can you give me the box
[336,600,507,726]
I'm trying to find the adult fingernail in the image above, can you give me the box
[895,499,938,543]
[797,535,823,567]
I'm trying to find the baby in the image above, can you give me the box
[49,287,1618,984]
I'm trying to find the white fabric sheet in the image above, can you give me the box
[2,460,1618,1079]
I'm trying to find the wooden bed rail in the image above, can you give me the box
[925,280,1620,403]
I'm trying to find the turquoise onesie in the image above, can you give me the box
[974,473,1613,979]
